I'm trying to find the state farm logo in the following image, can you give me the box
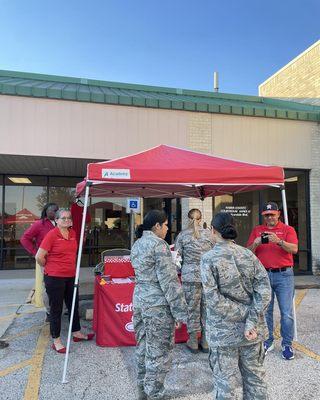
[125,317,134,332]
[115,302,133,312]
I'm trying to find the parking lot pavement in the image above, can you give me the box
[1,289,320,400]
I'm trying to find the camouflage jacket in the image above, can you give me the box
[175,227,213,282]
[131,231,188,323]
[200,240,271,347]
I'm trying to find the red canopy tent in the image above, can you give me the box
[76,144,284,199]
[63,145,288,383]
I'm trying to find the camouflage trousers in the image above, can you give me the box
[209,342,268,400]
[133,305,175,400]
[182,282,206,334]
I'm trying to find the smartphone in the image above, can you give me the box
[261,232,269,244]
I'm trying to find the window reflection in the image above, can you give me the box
[3,185,47,269]
[84,197,133,267]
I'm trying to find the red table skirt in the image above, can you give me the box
[93,276,188,347]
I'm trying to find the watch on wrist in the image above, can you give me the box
[278,239,284,247]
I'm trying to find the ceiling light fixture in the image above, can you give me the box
[8,177,32,184]
[285,177,298,183]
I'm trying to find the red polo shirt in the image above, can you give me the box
[247,221,298,269]
[40,227,78,277]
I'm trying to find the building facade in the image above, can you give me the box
[258,40,320,274]
[0,70,319,273]
[259,40,320,99]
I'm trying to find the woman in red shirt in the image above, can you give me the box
[36,208,94,353]
[20,202,58,313]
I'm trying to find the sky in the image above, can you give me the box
[0,0,319,95]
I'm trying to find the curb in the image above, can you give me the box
[295,284,320,289]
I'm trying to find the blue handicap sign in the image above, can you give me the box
[129,200,138,209]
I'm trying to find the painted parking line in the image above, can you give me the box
[292,342,320,361]
[23,323,50,400]
[0,309,43,322]
[273,289,320,361]
[0,358,32,378]
[294,289,308,308]
[3,323,45,342]
[273,289,307,339]
[0,323,48,388]
[0,304,29,309]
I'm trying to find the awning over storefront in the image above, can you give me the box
[76,144,284,198]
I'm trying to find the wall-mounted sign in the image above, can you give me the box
[222,206,251,217]
[126,198,140,213]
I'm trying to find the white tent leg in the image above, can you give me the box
[62,184,90,383]
[130,210,135,248]
[281,186,289,225]
[281,185,297,341]
[292,293,298,342]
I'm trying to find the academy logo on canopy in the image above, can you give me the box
[102,169,131,179]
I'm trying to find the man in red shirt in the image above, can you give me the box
[20,203,59,311]
[247,202,298,361]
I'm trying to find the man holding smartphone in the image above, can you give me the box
[247,202,298,360]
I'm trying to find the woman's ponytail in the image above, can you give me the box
[187,208,202,239]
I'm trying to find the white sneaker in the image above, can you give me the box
[264,342,274,355]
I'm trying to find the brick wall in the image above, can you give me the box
[310,122,320,274]
[181,113,213,228]
[259,41,320,98]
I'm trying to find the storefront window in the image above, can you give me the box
[0,170,311,272]
[84,197,133,267]
[48,177,81,208]
[143,198,180,244]
[3,176,47,269]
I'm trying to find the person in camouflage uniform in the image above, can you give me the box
[200,212,271,400]
[131,210,188,400]
[175,208,213,353]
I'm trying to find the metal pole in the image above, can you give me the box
[280,185,297,340]
[281,186,289,225]
[62,184,90,383]
[292,294,298,341]
[214,71,219,92]
[130,210,135,248]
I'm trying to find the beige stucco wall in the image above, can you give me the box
[187,111,314,168]
[0,95,188,159]
[208,113,313,169]
[0,94,314,169]
[259,40,320,98]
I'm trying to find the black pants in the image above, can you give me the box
[44,275,81,339]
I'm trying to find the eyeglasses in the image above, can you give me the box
[59,217,72,221]
[263,214,277,218]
